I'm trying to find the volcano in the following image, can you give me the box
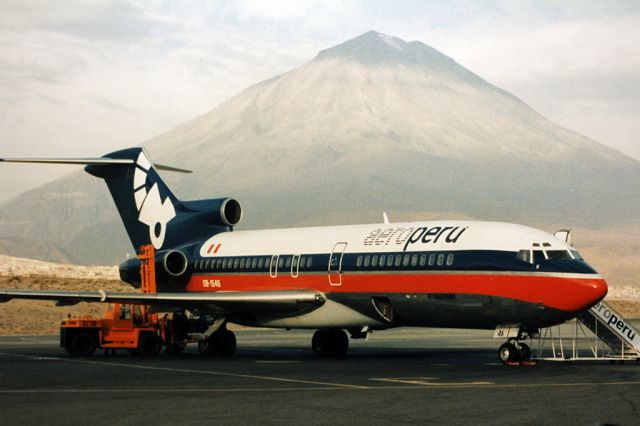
[1,31,639,264]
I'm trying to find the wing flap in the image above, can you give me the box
[0,288,325,317]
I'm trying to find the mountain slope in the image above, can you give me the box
[1,31,639,264]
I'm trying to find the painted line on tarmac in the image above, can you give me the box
[372,378,494,386]
[369,377,640,389]
[0,352,369,389]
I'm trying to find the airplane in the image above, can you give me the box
[0,147,608,362]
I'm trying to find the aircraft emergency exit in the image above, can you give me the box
[0,148,608,362]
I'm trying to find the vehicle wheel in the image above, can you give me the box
[328,329,349,357]
[215,329,237,357]
[165,342,187,354]
[70,332,97,357]
[519,343,531,361]
[138,332,162,357]
[312,329,332,357]
[498,342,520,363]
[198,338,218,357]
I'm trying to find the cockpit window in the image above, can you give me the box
[546,250,573,260]
[516,250,531,263]
[532,250,546,264]
[517,248,581,264]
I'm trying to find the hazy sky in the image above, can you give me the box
[1,0,639,202]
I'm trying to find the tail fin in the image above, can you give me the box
[2,147,241,252]
[1,147,191,251]
[84,148,187,250]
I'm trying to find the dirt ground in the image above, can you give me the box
[1,274,638,336]
[0,276,130,335]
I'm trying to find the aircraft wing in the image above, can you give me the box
[0,289,325,317]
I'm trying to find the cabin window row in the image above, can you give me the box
[355,253,454,268]
[193,255,314,272]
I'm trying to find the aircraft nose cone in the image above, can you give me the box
[583,278,608,309]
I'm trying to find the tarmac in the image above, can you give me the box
[1,327,640,425]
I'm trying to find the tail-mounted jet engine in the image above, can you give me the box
[180,197,243,228]
[119,249,192,289]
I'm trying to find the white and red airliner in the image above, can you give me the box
[0,148,608,362]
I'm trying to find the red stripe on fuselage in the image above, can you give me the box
[186,272,607,313]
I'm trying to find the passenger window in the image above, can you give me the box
[258,257,264,269]
[411,254,418,267]
[428,254,435,266]
[222,259,228,269]
[364,255,371,267]
[205,260,211,270]
[250,258,257,269]
[402,255,410,267]
[437,254,444,266]
[446,254,454,266]
[395,255,402,267]
[285,256,292,268]
[233,258,239,269]
[356,256,363,267]
[419,254,426,266]
[300,256,306,269]
[387,255,394,267]
[239,258,246,269]
[306,257,313,268]
[379,255,385,267]
[278,257,284,269]
[372,255,378,267]
[216,259,223,269]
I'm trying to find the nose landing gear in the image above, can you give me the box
[498,339,532,364]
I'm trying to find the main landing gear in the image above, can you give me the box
[312,329,349,357]
[498,339,532,364]
[198,326,237,358]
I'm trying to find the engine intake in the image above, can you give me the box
[219,198,242,227]
[163,250,188,277]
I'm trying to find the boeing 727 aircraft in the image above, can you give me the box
[0,148,608,362]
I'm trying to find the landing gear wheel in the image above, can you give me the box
[165,342,187,354]
[312,329,331,357]
[518,343,531,361]
[198,338,218,357]
[312,329,349,357]
[215,329,237,357]
[328,329,349,357]
[70,332,97,357]
[138,332,162,357]
[498,342,520,364]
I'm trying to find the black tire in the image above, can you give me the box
[70,332,97,357]
[138,332,162,357]
[328,329,349,357]
[498,342,520,363]
[198,338,218,357]
[519,343,531,361]
[165,342,187,354]
[215,329,237,357]
[312,329,349,357]
[312,329,332,357]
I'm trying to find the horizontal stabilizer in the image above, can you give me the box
[0,157,191,173]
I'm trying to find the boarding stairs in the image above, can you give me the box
[534,301,640,361]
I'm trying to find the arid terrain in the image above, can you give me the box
[1,253,639,336]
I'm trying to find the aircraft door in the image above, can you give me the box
[328,242,347,286]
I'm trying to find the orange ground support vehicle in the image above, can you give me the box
[60,245,169,357]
